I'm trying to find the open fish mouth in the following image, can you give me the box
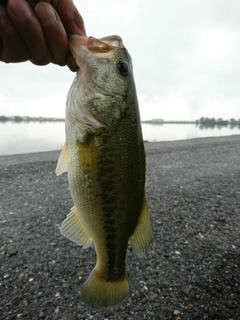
[69,35,125,71]
[70,35,124,54]
[67,35,130,129]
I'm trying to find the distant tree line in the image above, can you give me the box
[1,115,239,127]
[0,115,65,122]
[196,117,240,127]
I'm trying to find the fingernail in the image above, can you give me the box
[8,0,32,19]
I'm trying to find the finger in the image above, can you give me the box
[34,2,68,66]
[50,0,86,71]
[0,5,31,62]
[18,0,86,36]
[52,0,86,36]
[7,0,52,65]
[67,52,79,72]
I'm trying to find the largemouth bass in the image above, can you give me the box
[56,35,153,308]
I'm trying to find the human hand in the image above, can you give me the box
[0,0,86,70]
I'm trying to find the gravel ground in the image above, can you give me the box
[0,135,240,320]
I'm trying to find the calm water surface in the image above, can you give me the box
[143,123,240,142]
[0,122,65,155]
[0,122,239,155]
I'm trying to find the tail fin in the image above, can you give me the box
[81,268,130,308]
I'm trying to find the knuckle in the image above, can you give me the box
[31,53,52,66]
[1,50,30,63]
[53,56,67,67]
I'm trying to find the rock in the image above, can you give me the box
[149,293,158,301]
[6,248,18,257]
[146,279,157,287]
[1,136,240,319]
[183,284,193,295]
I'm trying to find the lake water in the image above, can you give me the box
[0,121,239,155]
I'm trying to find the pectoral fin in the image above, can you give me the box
[56,142,68,176]
[130,195,153,256]
[60,206,92,248]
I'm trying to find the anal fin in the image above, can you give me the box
[60,206,92,248]
[130,195,153,255]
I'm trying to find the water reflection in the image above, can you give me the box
[0,122,240,155]
[0,122,65,155]
[141,123,240,142]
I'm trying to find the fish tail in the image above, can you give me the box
[81,268,130,308]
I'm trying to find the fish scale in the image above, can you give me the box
[56,34,153,308]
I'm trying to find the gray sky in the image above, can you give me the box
[1,0,240,121]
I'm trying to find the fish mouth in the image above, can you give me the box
[69,35,124,96]
[70,35,124,54]
[67,35,127,131]
[69,35,124,70]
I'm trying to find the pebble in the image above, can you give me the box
[1,136,240,320]
[183,284,193,295]
[6,248,18,257]
[149,293,158,301]
[146,279,157,287]
[174,310,181,315]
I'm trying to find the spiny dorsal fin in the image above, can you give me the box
[130,195,153,256]
[60,206,92,248]
[56,142,68,176]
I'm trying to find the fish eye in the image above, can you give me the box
[117,61,129,76]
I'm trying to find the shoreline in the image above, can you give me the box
[1,134,240,159]
[1,134,240,319]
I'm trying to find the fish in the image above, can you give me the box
[56,34,153,308]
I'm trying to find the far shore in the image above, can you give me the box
[1,115,240,128]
